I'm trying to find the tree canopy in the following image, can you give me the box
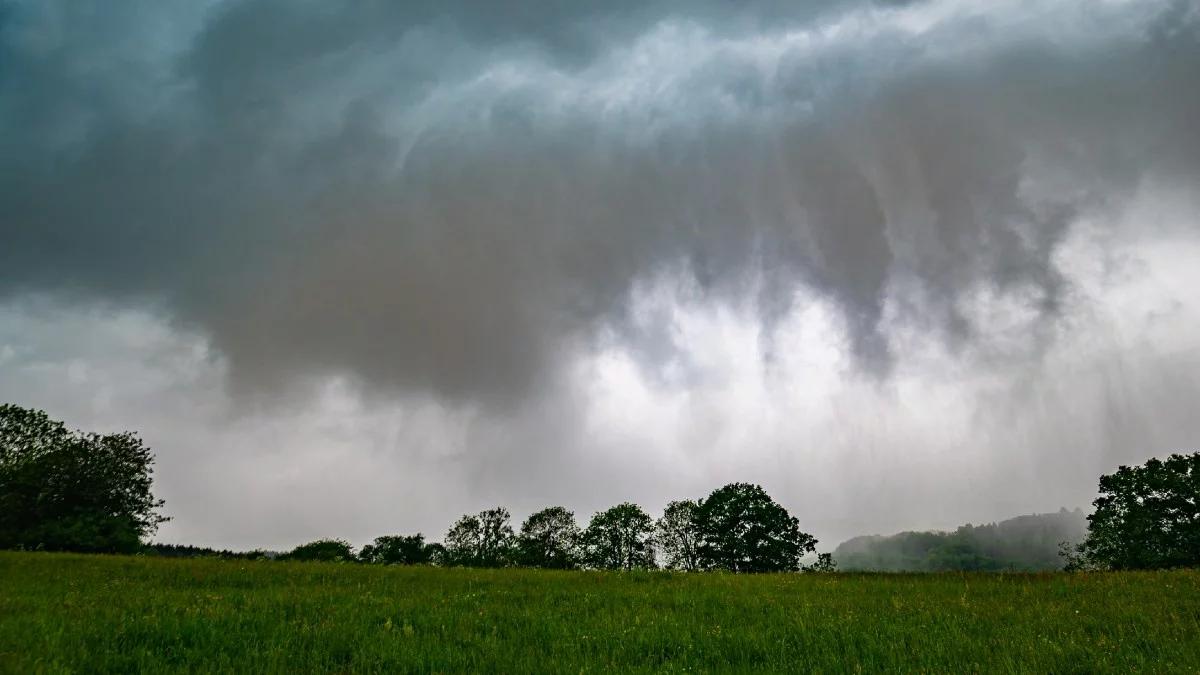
[656,499,701,571]
[514,506,580,569]
[1071,453,1200,570]
[582,502,656,570]
[283,539,355,562]
[359,534,436,565]
[693,483,815,572]
[0,404,168,553]
[443,507,515,567]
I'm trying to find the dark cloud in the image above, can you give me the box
[1,0,1198,408]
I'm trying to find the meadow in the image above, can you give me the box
[1,552,1198,673]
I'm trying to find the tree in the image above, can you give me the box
[283,538,355,562]
[443,507,515,567]
[656,499,702,571]
[804,552,837,573]
[0,404,168,553]
[582,502,656,570]
[425,542,448,566]
[359,534,435,565]
[515,506,581,569]
[693,483,815,572]
[1071,453,1200,570]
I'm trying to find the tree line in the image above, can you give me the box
[274,487,835,573]
[3,403,1199,572]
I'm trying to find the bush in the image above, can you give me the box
[283,539,355,562]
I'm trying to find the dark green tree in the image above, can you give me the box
[443,507,515,567]
[803,552,838,573]
[425,542,448,566]
[693,483,815,572]
[656,499,701,571]
[283,538,355,562]
[582,502,656,570]
[359,534,435,565]
[0,404,168,553]
[1071,453,1200,570]
[515,506,581,569]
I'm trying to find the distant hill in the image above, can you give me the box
[834,509,1087,572]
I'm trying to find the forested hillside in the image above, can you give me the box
[834,509,1087,571]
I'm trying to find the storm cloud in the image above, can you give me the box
[1,0,1199,548]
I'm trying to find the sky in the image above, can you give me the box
[1,0,1198,552]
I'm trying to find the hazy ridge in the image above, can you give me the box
[834,509,1087,572]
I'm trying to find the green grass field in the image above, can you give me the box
[2,552,1198,673]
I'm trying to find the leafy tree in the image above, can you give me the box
[443,507,515,567]
[656,499,701,571]
[803,552,837,573]
[582,502,656,570]
[1058,540,1099,572]
[693,483,815,572]
[1071,453,1200,570]
[359,534,435,565]
[425,541,448,566]
[0,404,168,553]
[283,538,355,562]
[515,506,581,569]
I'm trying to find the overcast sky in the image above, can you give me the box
[2,0,1198,552]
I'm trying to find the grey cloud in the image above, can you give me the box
[1,0,1198,407]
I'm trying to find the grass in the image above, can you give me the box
[1,552,1199,673]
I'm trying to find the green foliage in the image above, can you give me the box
[693,483,815,572]
[283,539,355,563]
[836,510,1087,572]
[804,552,837,573]
[1059,540,1100,572]
[443,507,515,567]
[0,404,168,553]
[514,506,580,569]
[4,552,1200,672]
[359,534,435,565]
[424,542,448,565]
[1076,453,1200,570]
[143,543,275,560]
[655,499,701,571]
[582,502,656,570]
